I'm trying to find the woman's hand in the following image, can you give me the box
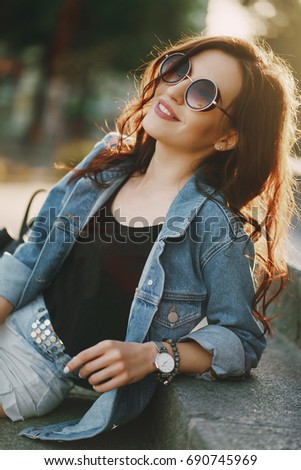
[64,340,157,393]
[0,296,13,325]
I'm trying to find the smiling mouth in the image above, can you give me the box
[155,99,179,121]
[158,102,173,117]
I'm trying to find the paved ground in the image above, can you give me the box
[0,387,153,450]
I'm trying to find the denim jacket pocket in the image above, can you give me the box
[149,291,205,341]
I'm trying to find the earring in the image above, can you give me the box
[216,143,224,151]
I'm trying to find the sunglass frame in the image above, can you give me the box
[159,53,232,119]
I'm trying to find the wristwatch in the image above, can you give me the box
[152,341,175,376]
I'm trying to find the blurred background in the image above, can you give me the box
[0,0,300,265]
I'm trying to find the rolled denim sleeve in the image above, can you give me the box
[179,236,267,380]
[0,253,33,307]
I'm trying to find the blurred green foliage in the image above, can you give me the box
[0,0,206,149]
[0,0,203,73]
[1,0,300,166]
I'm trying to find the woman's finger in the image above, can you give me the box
[88,362,126,387]
[64,340,116,373]
[78,355,110,378]
[92,371,131,394]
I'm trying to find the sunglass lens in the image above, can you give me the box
[160,54,190,83]
[185,79,217,110]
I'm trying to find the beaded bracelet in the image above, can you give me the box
[159,339,180,386]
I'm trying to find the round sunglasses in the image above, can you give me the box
[159,53,232,119]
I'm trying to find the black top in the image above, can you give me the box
[43,194,162,362]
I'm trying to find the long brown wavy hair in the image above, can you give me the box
[70,35,300,335]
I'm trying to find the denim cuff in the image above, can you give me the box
[178,324,246,380]
[0,252,32,308]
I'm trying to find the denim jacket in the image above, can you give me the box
[0,133,266,441]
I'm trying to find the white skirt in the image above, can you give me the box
[0,294,75,421]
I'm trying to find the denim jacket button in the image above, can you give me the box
[147,279,153,286]
[168,305,178,323]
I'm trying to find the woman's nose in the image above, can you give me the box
[165,78,189,104]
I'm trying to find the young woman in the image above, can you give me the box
[0,35,299,442]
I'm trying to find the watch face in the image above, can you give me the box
[156,352,175,373]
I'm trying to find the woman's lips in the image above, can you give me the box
[154,99,180,121]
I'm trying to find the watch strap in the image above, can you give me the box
[152,341,168,354]
[158,339,181,386]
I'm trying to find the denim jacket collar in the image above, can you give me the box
[96,160,216,241]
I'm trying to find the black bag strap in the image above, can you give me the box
[18,188,47,241]
[0,188,48,255]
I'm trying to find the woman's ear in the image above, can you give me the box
[214,129,239,152]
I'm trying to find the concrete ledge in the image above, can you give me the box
[267,265,301,347]
[145,331,301,449]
